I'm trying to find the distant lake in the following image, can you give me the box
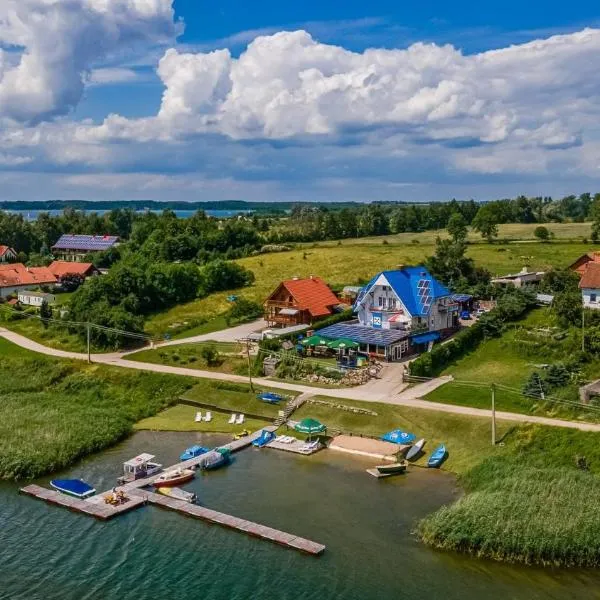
[7,209,252,221]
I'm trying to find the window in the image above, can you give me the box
[591,293,597,303]
[378,297,383,307]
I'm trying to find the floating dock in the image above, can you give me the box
[19,426,326,556]
[265,438,322,455]
[20,484,146,520]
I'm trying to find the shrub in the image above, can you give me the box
[200,344,221,367]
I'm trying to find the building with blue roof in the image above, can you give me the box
[316,265,459,361]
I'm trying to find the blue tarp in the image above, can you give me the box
[381,430,416,444]
[411,331,441,345]
[253,430,276,448]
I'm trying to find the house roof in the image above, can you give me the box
[275,277,339,317]
[356,266,450,317]
[0,245,16,258]
[569,252,600,274]
[48,261,95,278]
[580,263,600,289]
[52,234,118,252]
[316,322,410,346]
[0,263,57,288]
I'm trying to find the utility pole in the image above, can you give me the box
[87,322,91,364]
[245,338,254,392]
[582,307,586,352]
[491,383,496,446]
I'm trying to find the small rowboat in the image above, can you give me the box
[406,438,426,461]
[152,468,195,488]
[427,444,447,468]
[375,460,407,476]
[50,479,96,499]
[156,486,196,503]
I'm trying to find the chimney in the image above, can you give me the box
[309,274,314,280]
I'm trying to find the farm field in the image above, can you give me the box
[145,237,593,337]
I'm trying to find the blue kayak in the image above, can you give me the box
[427,444,447,468]
[50,479,96,499]
[180,445,209,461]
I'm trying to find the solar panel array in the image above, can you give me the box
[316,323,410,346]
[52,235,119,251]
[416,278,432,314]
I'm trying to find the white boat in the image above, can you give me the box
[156,486,196,503]
[406,438,426,461]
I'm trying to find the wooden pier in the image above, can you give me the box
[143,490,325,555]
[18,426,326,556]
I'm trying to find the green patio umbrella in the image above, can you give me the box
[301,335,330,347]
[326,338,359,350]
[294,418,327,441]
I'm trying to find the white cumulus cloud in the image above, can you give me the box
[0,0,179,122]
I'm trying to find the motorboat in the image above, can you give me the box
[152,468,195,488]
[406,439,426,461]
[427,444,447,468]
[120,453,162,483]
[156,486,197,503]
[50,479,96,499]
[180,445,209,461]
[375,461,407,476]
[203,448,231,471]
[252,430,276,448]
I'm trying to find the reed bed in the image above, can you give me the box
[0,343,193,480]
[419,425,600,567]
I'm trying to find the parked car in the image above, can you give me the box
[475,308,488,317]
[460,310,472,320]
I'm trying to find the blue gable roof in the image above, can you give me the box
[356,266,450,317]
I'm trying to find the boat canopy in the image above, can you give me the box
[124,453,155,467]
[51,479,95,497]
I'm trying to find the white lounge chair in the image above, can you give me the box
[228,413,237,424]
[284,436,295,444]
[194,411,202,422]
[275,435,286,443]
[236,414,245,425]
[203,411,212,422]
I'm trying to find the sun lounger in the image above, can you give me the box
[203,411,212,422]
[274,435,286,443]
[236,414,245,425]
[228,414,237,424]
[195,412,202,422]
[284,436,295,444]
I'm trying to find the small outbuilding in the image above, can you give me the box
[491,267,544,288]
[17,290,56,307]
[0,245,17,263]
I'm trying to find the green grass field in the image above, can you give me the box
[0,338,194,480]
[424,309,600,420]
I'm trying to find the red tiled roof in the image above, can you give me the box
[570,252,600,276]
[579,263,600,289]
[48,261,96,278]
[280,277,339,317]
[0,263,57,288]
[0,245,16,258]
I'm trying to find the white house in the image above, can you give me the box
[579,263,600,309]
[17,290,56,307]
[316,266,459,361]
[0,246,17,263]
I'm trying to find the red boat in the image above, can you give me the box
[152,468,195,488]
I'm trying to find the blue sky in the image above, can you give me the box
[1,0,600,202]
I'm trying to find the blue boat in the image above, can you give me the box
[180,445,209,461]
[381,429,416,445]
[427,444,447,468]
[257,392,283,404]
[50,479,96,499]
[252,429,276,448]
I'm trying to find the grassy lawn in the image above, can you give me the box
[181,380,295,418]
[127,342,248,375]
[134,404,270,434]
[0,339,194,480]
[424,308,600,420]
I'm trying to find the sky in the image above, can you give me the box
[1,1,600,203]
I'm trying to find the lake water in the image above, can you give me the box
[3,431,600,600]
[7,209,250,220]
